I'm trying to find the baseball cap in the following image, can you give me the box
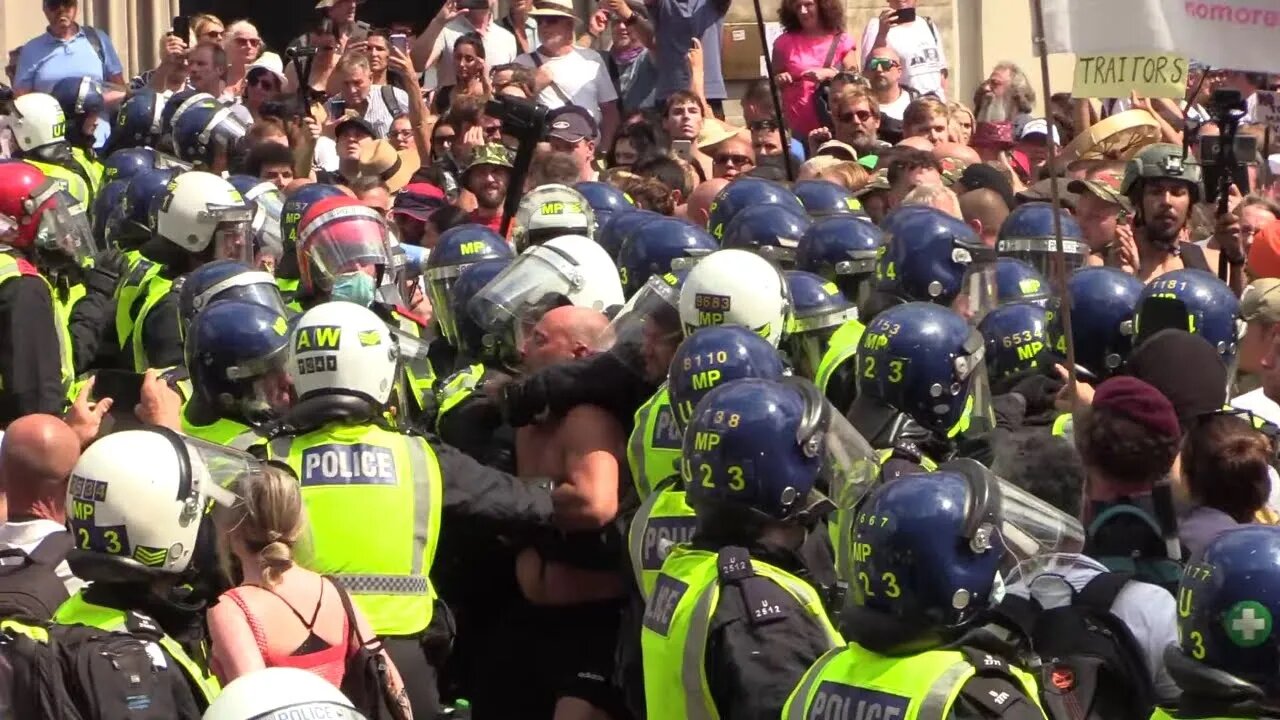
[957,163,1017,209]
[391,183,447,222]
[1067,167,1130,207]
[853,168,891,198]
[1016,117,1061,144]
[1249,219,1280,279]
[465,143,514,175]
[815,139,857,161]
[1241,278,1280,324]
[335,115,380,140]
[546,105,597,144]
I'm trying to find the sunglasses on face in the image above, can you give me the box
[867,58,900,71]
[202,30,226,40]
[235,37,263,47]
[838,109,874,123]
[714,153,754,166]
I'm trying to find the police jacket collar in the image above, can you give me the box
[689,534,809,578]
[277,394,383,435]
[1164,646,1279,716]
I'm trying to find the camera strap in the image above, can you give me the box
[531,50,573,106]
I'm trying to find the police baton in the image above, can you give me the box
[1031,0,1081,405]
[750,0,795,182]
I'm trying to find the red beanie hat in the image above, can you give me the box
[1091,376,1181,440]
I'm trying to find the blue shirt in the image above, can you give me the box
[16,26,123,94]
[652,0,727,102]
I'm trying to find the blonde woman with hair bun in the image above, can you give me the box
[206,465,412,717]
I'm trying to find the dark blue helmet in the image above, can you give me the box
[49,76,105,148]
[280,183,347,250]
[172,101,249,168]
[1048,267,1143,380]
[978,303,1049,387]
[793,179,858,218]
[616,217,717,297]
[668,326,786,432]
[575,181,634,228]
[784,270,858,380]
[996,258,1050,307]
[997,201,1089,281]
[856,302,988,437]
[876,206,996,317]
[707,178,805,240]
[721,205,812,268]
[1135,269,1242,369]
[796,215,884,309]
[596,208,661,259]
[426,224,515,336]
[93,179,129,247]
[177,259,287,334]
[102,147,159,184]
[683,378,830,520]
[109,167,178,244]
[1177,526,1280,693]
[446,258,514,362]
[846,466,1003,635]
[185,299,292,423]
[160,89,213,135]
[105,90,164,153]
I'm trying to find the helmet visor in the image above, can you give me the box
[34,188,94,265]
[190,270,287,320]
[819,402,881,513]
[213,220,254,264]
[996,478,1087,565]
[954,327,994,437]
[951,248,998,325]
[180,434,263,510]
[468,246,579,337]
[250,187,285,261]
[592,275,681,383]
[997,237,1089,293]
[300,210,391,286]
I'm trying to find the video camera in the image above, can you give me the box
[485,94,547,142]
[1201,87,1253,205]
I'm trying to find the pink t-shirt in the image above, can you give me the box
[773,31,856,140]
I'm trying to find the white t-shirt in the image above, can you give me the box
[860,16,947,100]
[878,88,913,122]
[515,47,618,126]
[431,18,518,89]
[0,519,86,597]
[1004,553,1179,701]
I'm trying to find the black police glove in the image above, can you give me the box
[84,249,125,295]
[496,372,549,427]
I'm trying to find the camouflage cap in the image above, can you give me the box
[1067,167,1131,208]
[853,167,891,198]
[938,156,971,187]
[465,143,514,174]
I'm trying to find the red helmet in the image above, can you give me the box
[0,160,94,264]
[296,195,391,295]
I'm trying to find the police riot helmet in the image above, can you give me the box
[595,208,661,259]
[721,204,812,268]
[592,270,688,384]
[446,258,514,364]
[172,101,249,169]
[1135,268,1242,372]
[177,259,287,332]
[784,270,859,381]
[425,224,514,337]
[290,301,400,407]
[105,90,165,153]
[616,217,716,298]
[278,183,348,281]
[682,377,878,522]
[4,92,67,151]
[853,302,991,438]
[678,248,791,346]
[997,202,1089,282]
[151,171,254,262]
[575,180,634,229]
[295,196,393,299]
[102,147,159,184]
[1048,267,1143,380]
[793,179,859,218]
[92,179,129,247]
[227,175,286,267]
[995,257,1051,308]
[108,166,178,245]
[49,76,105,148]
[706,177,805,240]
[64,428,251,585]
[796,214,884,312]
[668,326,787,432]
[1122,142,1203,205]
[204,667,366,720]
[876,205,997,322]
[186,299,293,424]
[160,89,215,136]
[977,302,1050,390]
[511,184,596,251]
[1175,526,1280,695]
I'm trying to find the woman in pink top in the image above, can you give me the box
[206,465,413,718]
[771,0,859,141]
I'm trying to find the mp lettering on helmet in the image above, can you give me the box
[642,574,689,636]
[295,325,343,351]
[300,443,398,487]
[641,516,697,570]
[810,683,909,720]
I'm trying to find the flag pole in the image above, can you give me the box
[750,0,795,181]
[1031,0,1081,405]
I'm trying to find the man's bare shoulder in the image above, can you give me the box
[558,404,625,441]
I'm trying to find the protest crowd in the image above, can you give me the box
[5,0,1280,717]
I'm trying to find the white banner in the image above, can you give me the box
[1040,0,1280,73]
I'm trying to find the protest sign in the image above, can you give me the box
[1073,54,1188,98]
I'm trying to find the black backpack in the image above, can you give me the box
[1086,504,1184,595]
[0,532,73,620]
[999,572,1156,720]
[331,579,410,720]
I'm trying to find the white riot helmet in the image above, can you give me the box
[4,93,68,151]
[153,171,254,262]
[678,248,790,346]
[289,301,400,406]
[468,233,624,357]
[65,429,250,583]
[203,667,367,720]
[512,184,596,251]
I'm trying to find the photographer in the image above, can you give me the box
[859,0,948,101]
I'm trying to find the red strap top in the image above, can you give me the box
[225,580,349,688]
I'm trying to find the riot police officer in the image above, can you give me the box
[874,205,997,323]
[997,201,1089,287]
[108,166,178,368]
[4,93,95,208]
[225,175,286,272]
[575,180,635,229]
[423,223,514,372]
[615,217,716,298]
[172,100,249,175]
[48,76,107,188]
[996,258,1051,307]
[1135,268,1242,383]
[793,179,859,218]
[276,183,348,311]
[595,207,660,259]
[720,204,812,268]
[784,270,860,384]
[103,89,166,155]
[706,177,805,240]
[979,303,1051,397]
[510,184,596,251]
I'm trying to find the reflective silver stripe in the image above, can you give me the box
[403,436,433,578]
[268,436,292,461]
[916,660,976,720]
[680,583,720,720]
[628,407,650,497]
[628,485,667,598]
[785,646,848,720]
[228,430,263,452]
[333,574,430,595]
